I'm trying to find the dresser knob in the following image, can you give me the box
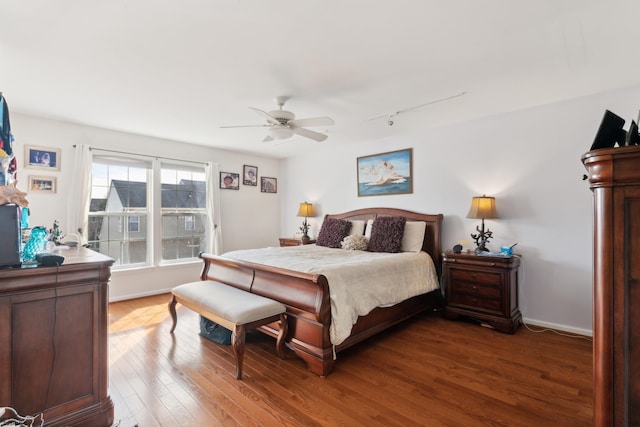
[471,273,476,280]
[472,286,477,292]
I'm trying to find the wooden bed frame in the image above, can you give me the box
[198,207,444,376]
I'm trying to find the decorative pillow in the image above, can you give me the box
[401,221,427,252]
[341,235,369,251]
[368,216,407,253]
[348,220,366,236]
[364,219,374,239]
[316,218,352,248]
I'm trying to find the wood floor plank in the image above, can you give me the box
[108,293,592,427]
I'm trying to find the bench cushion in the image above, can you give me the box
[172,280,286,325]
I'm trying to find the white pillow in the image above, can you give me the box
[401,221,426,252]
[348,220,366,236]
[364,219,374,239]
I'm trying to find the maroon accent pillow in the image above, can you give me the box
[368,216,407,253]
[316,218,352,248]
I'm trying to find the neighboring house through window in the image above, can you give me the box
[88,155,207,268]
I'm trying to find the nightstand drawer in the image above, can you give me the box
[449,269,502,287]
[449,293,502,312]
[449,279,502,299]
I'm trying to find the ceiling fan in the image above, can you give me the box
[221,96,335,142]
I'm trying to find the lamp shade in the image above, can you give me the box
[466,195,498,219]
[297,202,314,218]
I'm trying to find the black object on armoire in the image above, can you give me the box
[0,204,21,268]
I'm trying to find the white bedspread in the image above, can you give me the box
[223,245,440,345]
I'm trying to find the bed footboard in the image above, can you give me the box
[198,252,335,376]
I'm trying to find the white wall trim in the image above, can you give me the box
[522,317,592,338]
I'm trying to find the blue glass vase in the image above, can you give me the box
[22,226,47,261]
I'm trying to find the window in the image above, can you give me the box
[184,216,195,231]
[88,155,207,268]
[128,216,140,233]
[160,164,206,261]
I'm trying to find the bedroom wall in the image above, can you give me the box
[280,83,640,335]
[10,113,282,301]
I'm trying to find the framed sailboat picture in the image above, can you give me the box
[357,148,413,197]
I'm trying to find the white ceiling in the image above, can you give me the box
[2,0,640,159]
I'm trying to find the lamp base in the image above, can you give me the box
[471,224,493,254]
[301,234,311,243]
[474,245,489,254]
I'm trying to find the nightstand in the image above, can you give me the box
[279,237,316,247]
[442,252,522,333]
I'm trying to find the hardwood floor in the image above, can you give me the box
[108,294,592,427]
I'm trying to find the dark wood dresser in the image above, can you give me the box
[442,252,521,333]
[582,145,640,427]
[0,247,114,427]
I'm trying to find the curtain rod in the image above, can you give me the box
[73,145,207,166]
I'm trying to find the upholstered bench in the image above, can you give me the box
[169,280,287,379]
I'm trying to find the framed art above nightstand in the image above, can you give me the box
[442,252,522,333]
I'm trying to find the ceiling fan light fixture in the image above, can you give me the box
[269,126,294,140]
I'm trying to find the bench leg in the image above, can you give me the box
[232,325,246,379]
[276,313,287,359]
[168,296,178,333]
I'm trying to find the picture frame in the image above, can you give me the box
[261,177,277,193]
[357,148,413,197]
[219,172,239,190]
[25,145,61,171]
[243,165,258,186]
[29,175,57,193]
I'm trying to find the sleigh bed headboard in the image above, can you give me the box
[325,207,444,276]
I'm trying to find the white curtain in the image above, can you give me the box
[205,161,223,255]
[66,144,93,245]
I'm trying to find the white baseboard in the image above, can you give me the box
[109,287,173,303]
[522,317,592,337]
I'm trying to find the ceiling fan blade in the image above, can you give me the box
[220,124,270,128]
[291,126,328,142]
[262,134,274,142]
[249,107,281,125]
[288,117,335,128]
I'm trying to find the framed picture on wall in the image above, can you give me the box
[356,148,413,197]
[29,175,57,193]
[219,172,239,190]
[261,177,277,193]
[243,165,258,186]
[24,145,61,171]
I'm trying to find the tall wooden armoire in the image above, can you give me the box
[582,145,640,426]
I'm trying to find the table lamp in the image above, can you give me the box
[297,202,314,242]
[466,195,498,253]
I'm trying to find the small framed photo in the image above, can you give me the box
[29,175,57,193]
[219,172,239,190]
[25,145,61,171]
[243,165,258,186]
[261,177,277,193]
